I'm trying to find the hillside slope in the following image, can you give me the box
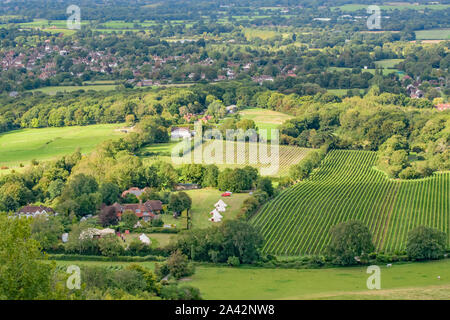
[251,150,449,255]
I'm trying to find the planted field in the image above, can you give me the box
[172,140,312,177]
[251,150,449,255]
[0,124,124,170]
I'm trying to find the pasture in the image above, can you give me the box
[374,59,404,69]
[328,66,402,76]
[31,85,118,95]
[243,27,290,40]
[188,259,450,300]
[251,150,449,255]
[333,4,450,12]
[327,88,366,96]
[239,108,293,134]
[415,29,450,40]
[50,256,450,299]
[0,124,124,170]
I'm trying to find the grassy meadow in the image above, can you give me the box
[187,259,450,300]
[374,59,404,69]
[415,29,450,40]
[51,258,450,300]
[0,124,124,171]
[31,85,119,95]
[333,4,450,12]
[239,108,293,133]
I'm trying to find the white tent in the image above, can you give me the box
[139,233,151,245]
[215,200,228,208]
[209,209,223,222]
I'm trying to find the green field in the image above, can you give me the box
[50,258,450,300]
[51,257,450,299]
[415,29,450,40]
[374,59,404,69]
[239,108,293,134]
[327,89,366,96]
[328,66,402,76]
[333,4,450,12]
[172,140,312,177]
[185,188,251,229]
[243,27,290,40]
[142,139,312,177]
[251,150,449,255]
[0,124,124,170]
[31,85,118,95]
[188,259,450,300]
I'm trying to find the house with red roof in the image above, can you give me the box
[103,200,163,222]
[436,103,450,111]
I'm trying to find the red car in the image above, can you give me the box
[221,192,232,197]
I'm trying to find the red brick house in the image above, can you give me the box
[104,200,163,222]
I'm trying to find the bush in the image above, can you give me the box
[151,217,164,227]
[160,284,202,300]
[156,250,195,280]
[326,220,375,266]
[111,269,147,293]
[98,234,124,257]
[227,256,240,267]
[406,226,447,261]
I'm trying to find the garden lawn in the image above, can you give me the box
[185,188,251,229]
